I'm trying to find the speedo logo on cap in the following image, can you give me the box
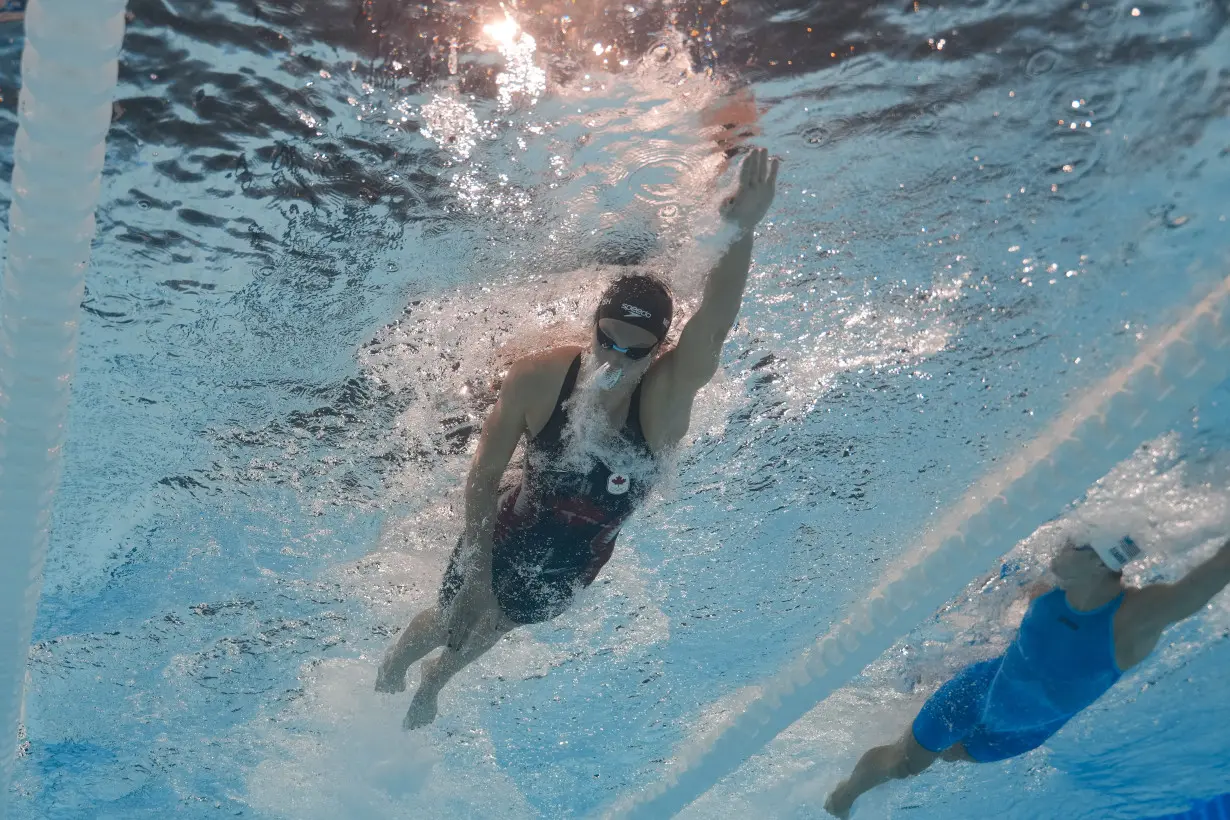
[621,303,652,320]
[1110,536,1141,565]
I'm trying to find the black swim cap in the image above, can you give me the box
[595,275,673,341]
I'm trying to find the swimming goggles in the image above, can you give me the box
[596,326,657,360]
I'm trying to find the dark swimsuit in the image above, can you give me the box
[440,354,657,624]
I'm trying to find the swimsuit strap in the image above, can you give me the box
[625,379,647,445]
[533,354,582,445]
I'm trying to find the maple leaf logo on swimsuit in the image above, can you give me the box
[606,473,630,496]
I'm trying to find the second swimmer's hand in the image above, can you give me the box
[444,569,502,652]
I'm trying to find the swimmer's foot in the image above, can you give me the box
[402,687,439,730]
[375,653,409,694]
[824,780,855,819]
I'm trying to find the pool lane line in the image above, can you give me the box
[0,1,128,815]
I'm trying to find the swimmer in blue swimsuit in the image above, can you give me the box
[826,533,1230,818]
[375,148,781,729]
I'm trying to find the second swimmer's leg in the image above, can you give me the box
[827,658,998,817]
[825,729,940,818]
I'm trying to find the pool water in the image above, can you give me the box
[2,0,1229,817]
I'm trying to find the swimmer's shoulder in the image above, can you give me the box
[1111,584,1159,671]
[507,345,581,383]
[503,345,583,416]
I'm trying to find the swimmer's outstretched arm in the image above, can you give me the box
[643,148,779,446]
[676,148,780,386]
[1117,536,1230,665]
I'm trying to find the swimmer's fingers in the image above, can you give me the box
[739,149,755,188]
[745,148,762,188]
[767,156,780,189]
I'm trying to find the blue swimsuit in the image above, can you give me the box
[913,589,1124,762]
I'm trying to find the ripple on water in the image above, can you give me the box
[1047,68,1125,125]
[1085,0,1120,28]
[1033,127,1105,200]
[902,97,968,142]
[1024,47,1061,78]
[800,116,854,149]
[619,142,704,208]
[178,609,346,696]
[838,52,889,80]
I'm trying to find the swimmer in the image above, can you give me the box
[376,147,780,729]
[825,533,1230,818]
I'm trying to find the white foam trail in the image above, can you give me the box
[0,1,128,813]
[244,659,535,819]
[604,273,1230,819]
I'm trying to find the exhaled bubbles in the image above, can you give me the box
[558,354,662,483]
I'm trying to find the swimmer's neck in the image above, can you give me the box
[1062,576,1123,612]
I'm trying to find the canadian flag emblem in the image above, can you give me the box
[607,473,630,496]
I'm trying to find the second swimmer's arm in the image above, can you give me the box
[1133,537,1230,630]
[1116,536,1230,669]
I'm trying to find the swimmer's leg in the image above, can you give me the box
[403,618,514,730]
[827,657,997,817]
[825,730,947,819]
[376,606,447,694]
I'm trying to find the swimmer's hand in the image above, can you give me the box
[824,784,854,819]
[721,147,780,230]
[443,569,502,652]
